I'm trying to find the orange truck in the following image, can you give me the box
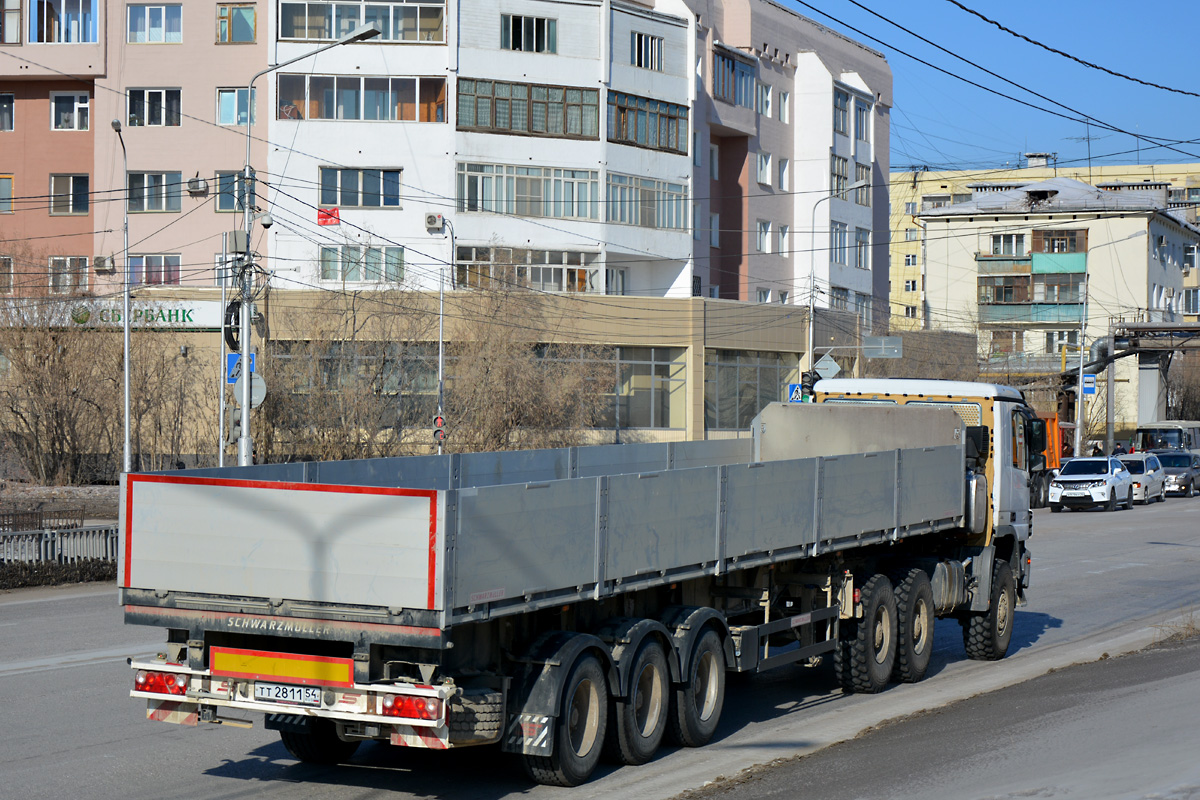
[1029,413,1065,508]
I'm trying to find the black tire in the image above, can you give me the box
[1158,484,1167,503]
[1187,481,1195,498]
[1125,488,1134,509]
[963,562,1016,661]
[891,568,934,684]
[448,690,504,743]
[522,654,609,787]
[834,574,898,694]
[666,629,726,747]
[279,719,360,764]
[1050,503,1062,513]
[606,639,669,765]
[1104,490,1116,512]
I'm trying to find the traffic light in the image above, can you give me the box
[433,414,446,443]
[225,408,242,445]
[801,371,817,397]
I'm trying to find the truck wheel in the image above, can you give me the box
[279,719,360,764]
[666,629,726,747]
[963,562,1015,661]
[606,639,669,765]
[834,574,897,694]
[522,653,608,787]
[892,568,934,684]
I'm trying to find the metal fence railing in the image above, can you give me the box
[0,507,86,533]
[0,526,120,564]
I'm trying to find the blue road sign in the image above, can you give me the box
[1083,374,1096,395]
[788,384,805,403]
[226,353,255,384]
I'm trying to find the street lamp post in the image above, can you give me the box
[436,218,454,456]
[806,179,868,395]
[111,119,131,474]
[235,22,381,466]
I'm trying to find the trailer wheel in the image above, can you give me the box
[606,639,669,765]
[963,561,1015,661]
[834,573,897,694]
[666,629,726,747]
[522,653,608,787]
[892,568,934,684]
[279,719,360,764]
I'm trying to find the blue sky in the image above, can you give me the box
[790,0,1200,172]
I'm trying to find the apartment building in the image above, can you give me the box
[2,0,890,442]
[919,177,1200,428]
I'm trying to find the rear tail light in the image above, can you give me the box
[134,669,189,696]
[379,694,442,720]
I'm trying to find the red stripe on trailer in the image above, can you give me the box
[123,604,443,638]
[147,699,198,726]
[428,494,438,609]
[123,478,134,588]
[390,724,449,749]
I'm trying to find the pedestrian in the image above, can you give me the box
[1090,444,1103,456]
[1112,442,1127,456]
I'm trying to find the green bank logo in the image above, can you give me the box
[70,306,91,325]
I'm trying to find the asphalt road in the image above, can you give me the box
[2,495,1198,800]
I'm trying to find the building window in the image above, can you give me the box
[49,256,87,293]
[279,74,446,122]
[777,91,789,123]
[830,222,848,265]
[127,171,182,212]
[51,93,89,130]
[704,349,796,430]
[1044,330,1079,354]
[904,305,917,318]
[217,87,255,125]
[709,144,719,180]
[1,93,13,131]
[755,82,771,116]
[30,0,97,42]
[756,220,771,253]
[631,32,661,70]
[501,14,555,53]
[855,163,870,205]
[130,254,181,285]
[455,245,598,292]
[1183,288,1198,315]
[1032,228,1086,253]
[831,155,848,196]
[320,244,405,282]
[855,292,871,329]
[128,88,181,127]
[904,201,917,215]
[457,78,597,138]
[216,170,253,212]
[214,254,238,287]
[456,163,597,220]
[619,346,686,429]
[903,279,917,292]
[855,99,870,142]
[50,174,88,215]
[281,0,444,42]
[1033,273,1085,304]
[0,174,10,213]
[128,4,182,43]
[854,228,870,270]
[779,290,789,304]
[904,254,917,267]
[756,152,771,186]
[978,275,1031,304]
[713,53,753,108]
[833,89,849,135]
[756,288,770,303]
[777,158,789,192]
[2,0,19,43]
[606,268,627,295]
[217,3,255,42]
[607,173,687,230]
[905,228,919,242]
[0,255,11,292]
[709,213,719,248]
[829,286,849,310]
[607,91,687,154]
[778,225,789,258]
[320,167,402,208]
[991,233,1026,256]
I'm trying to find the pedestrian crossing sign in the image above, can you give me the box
[789,384,804,402]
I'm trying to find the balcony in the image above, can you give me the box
[978,303,1084,324]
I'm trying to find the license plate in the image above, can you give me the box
[254,682,322,706]
[1064,490,1087,496]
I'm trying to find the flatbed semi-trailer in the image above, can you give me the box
[122,379,1044,786]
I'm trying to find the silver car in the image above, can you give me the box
[1048,457,1134,512]
[1152,450,1200,497]
[1118,454,1167,504]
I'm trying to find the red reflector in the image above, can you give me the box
[852,588,861,604]
[379,694,442,720]
[134,669,188,696]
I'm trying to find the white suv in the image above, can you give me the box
[1048,457,1134,513]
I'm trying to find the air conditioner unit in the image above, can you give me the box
[94,256,114,274]
[425,212,444,231]
[186,176,209,194]
[1166,287,1176,299]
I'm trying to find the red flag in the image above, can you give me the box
[318,207,340,226]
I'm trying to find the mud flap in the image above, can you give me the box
[503,713,554,756]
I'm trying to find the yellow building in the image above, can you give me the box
[889,158,1200,332]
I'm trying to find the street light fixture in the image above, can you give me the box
[806,179,868,396]
[235,21,381,466]
[111,119,131,474]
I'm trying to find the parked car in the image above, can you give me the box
[1048,457,1134,512]
[1118,453,1167,504]
[1151,449,1200,497]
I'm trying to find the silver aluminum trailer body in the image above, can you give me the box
[122,401,1023,787]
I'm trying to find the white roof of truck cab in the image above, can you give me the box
[816,378,1026,403]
